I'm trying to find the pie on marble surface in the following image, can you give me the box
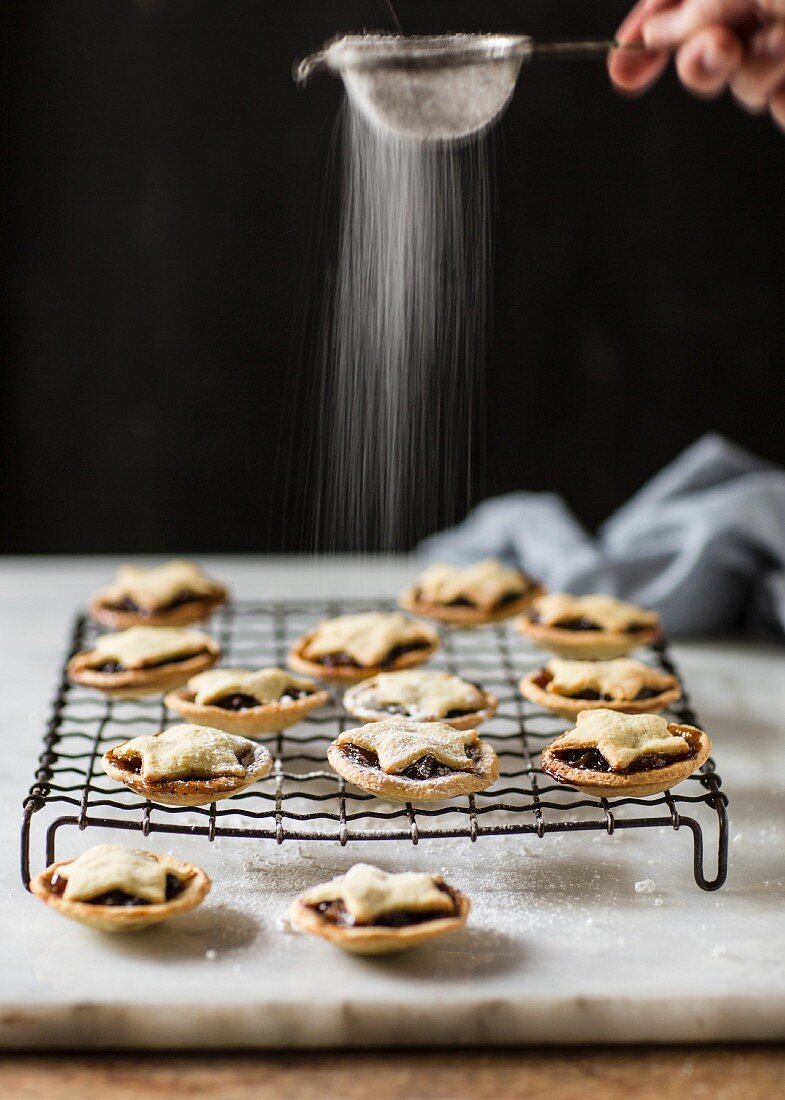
[30,844,211,932]
[288,611,440,682]
[68,626,220,698]
[540,709,711,798]
[327,718,499,801]
[165,667,330,735]
[400,558,541,625]
[288,863,470,954]
[101,723,273,806]
[89,559,228,629]
[520,657,681,719]
[342,669,497,730]
[517,592,661,659]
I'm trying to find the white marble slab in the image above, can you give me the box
[2,556,784,1048]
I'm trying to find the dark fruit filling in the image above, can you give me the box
[308,883,459,928]
[50,870,183,906]
[93,650,207,674]
[415,587,523,610]
[379,703,475,719]
[531,615,651,635]
[342,743,479,781]
[550,746,694,775]
[106,589,203,615]
[111,747,253,777]
[532,672,662,703]
[210,687,312,711]
[318,640,429,670]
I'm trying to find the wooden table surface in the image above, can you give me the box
[2,1047,784,1099]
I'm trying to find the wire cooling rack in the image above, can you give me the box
[21,599,729,891]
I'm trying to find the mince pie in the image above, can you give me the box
[288,611,439,682]
[343,670,497,730]
[327,718,499,801]
[518,593,661,658]
[400,558,541,626]
[89,559,228,629]
[68,626,220,698]
[541,709,711,799]
[520,657,681,720]
[30,844,211,933]
[165,667,329,736]
[289,863,469,954]
[101,723,272,806]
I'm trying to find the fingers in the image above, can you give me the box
[729,20,785,109]
[643,0,758,48]
[608,0,678,94]
[675,24,745,95]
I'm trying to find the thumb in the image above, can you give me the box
[643,0,757,47]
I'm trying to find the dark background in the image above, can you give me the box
[2,0,784,553]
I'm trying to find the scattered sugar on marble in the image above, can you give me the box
[309,101,491,552]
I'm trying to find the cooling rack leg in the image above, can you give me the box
[20,801,37,890]
[686,797,729,891]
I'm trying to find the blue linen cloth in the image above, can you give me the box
[419,434,785,638]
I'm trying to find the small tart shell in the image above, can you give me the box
[399,583,543,627]
[516,615,662,659]
[89,588,228,630]
[540,724,711,799]
[326,737,500,802]
[68,639,221,700]
[30,851,211,933]
[288,890,470,955]
[164,685,331,736]
[342,681,498,731]
[519,669,681,720]
[101,741,273,807]
[288,624,441,684]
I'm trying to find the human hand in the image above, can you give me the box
[608,0,785,131]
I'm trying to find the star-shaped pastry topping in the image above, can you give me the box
[546,658,673,701]
[112,724,252,782]
[304,612,431,666]
[189,667,311,706]
[100,559,217,612]
[534,593,658,631]
[416,559,526,610]
[336,719,477,774]
[92,626,211,669]
[302,863,454,924]
[58,844,170,904]
[551,710,689,771]
[354,670,482,720]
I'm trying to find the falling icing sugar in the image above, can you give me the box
[309,102,491,552]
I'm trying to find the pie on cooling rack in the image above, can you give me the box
[327,718,499,801]
[288,863,470,954]
[67,626,220,698]
[165,667,330,735]
[540,709,711,798]
[30,844,211,932]
[288,611,440,682]
[399,558,541,625]
[101,723,273,806]
[89,559,228,629]
[517,592,661,659]
[520,657,681,720]
[342,669,497,729]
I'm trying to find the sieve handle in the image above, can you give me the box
[529,39,650,61]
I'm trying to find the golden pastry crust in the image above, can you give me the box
[88,560,228,629]
[518,598,659,655]
[101,732,273,807]
[30,851,211,933]
[288,891,470,955]
[400,576,542,626]
[541,723,711,799]
[342,672,497,730]
[68,638,221,699]
[288,614,440,683]
[520,663,681,720]
[165,684,331,735]
[327,720,500,802]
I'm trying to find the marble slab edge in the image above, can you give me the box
[2,995,785,1049]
